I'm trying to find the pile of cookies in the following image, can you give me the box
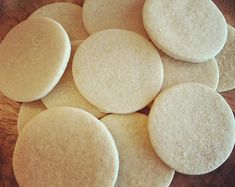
[0,0,234,186]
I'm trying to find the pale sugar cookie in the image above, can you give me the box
[29,2,88,41]
[73,29,163,114]
[143,0,227,62]
[148,83,235,175]
[41,41,106,118]
[216,25,235,92]
[82,0,148,38]
[101,113,175,187]
[13,107,119,187]
[161,53,219,90]
[17,101,46,134]
[0,17,71,102]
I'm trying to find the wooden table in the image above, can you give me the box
[0,0,235,186]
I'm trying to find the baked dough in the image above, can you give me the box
[101,113,175,187]
[82,0,148,38]
[73,29,163,114]
[216,25,235,92]
[161,53,219,90]
[41,41,106,118]
[17,101,46,134]
[0,17,71,102]
[143,0,227,62]
[29,2,88,41]
[148,83,235,175]
[13,107,119,187]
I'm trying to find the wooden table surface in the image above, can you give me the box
[0,0,235,186]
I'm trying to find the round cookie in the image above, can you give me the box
[82,0,148,38]
[73,29,163,114]
[148,83,235,175]
[13,107,119,187]
[216,25,235,92]
[0,17,71,102]
[143,0,227,62]
[41,41,106,118]
[161,53,219,90]
[17,101,46,134]
[29,2,88,41]
[101,113,175,187]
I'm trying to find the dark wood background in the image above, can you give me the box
[0,0,235,186]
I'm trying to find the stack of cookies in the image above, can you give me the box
[0,0,234,186]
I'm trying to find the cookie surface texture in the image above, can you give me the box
[148,83,235,175]
[0,17,71,102]
[17,101,46,134]
[161,53,219,90]
[101,113,175,187]
[42,41,105,118]
[73,29,163,114]
[143,0,227,62]
[216,25,235,92]
[29,2,88,41]
[13,107,119,187]
[82,0,148,37]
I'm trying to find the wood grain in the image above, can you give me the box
[0,92,20,187]
[0,0,234,187]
